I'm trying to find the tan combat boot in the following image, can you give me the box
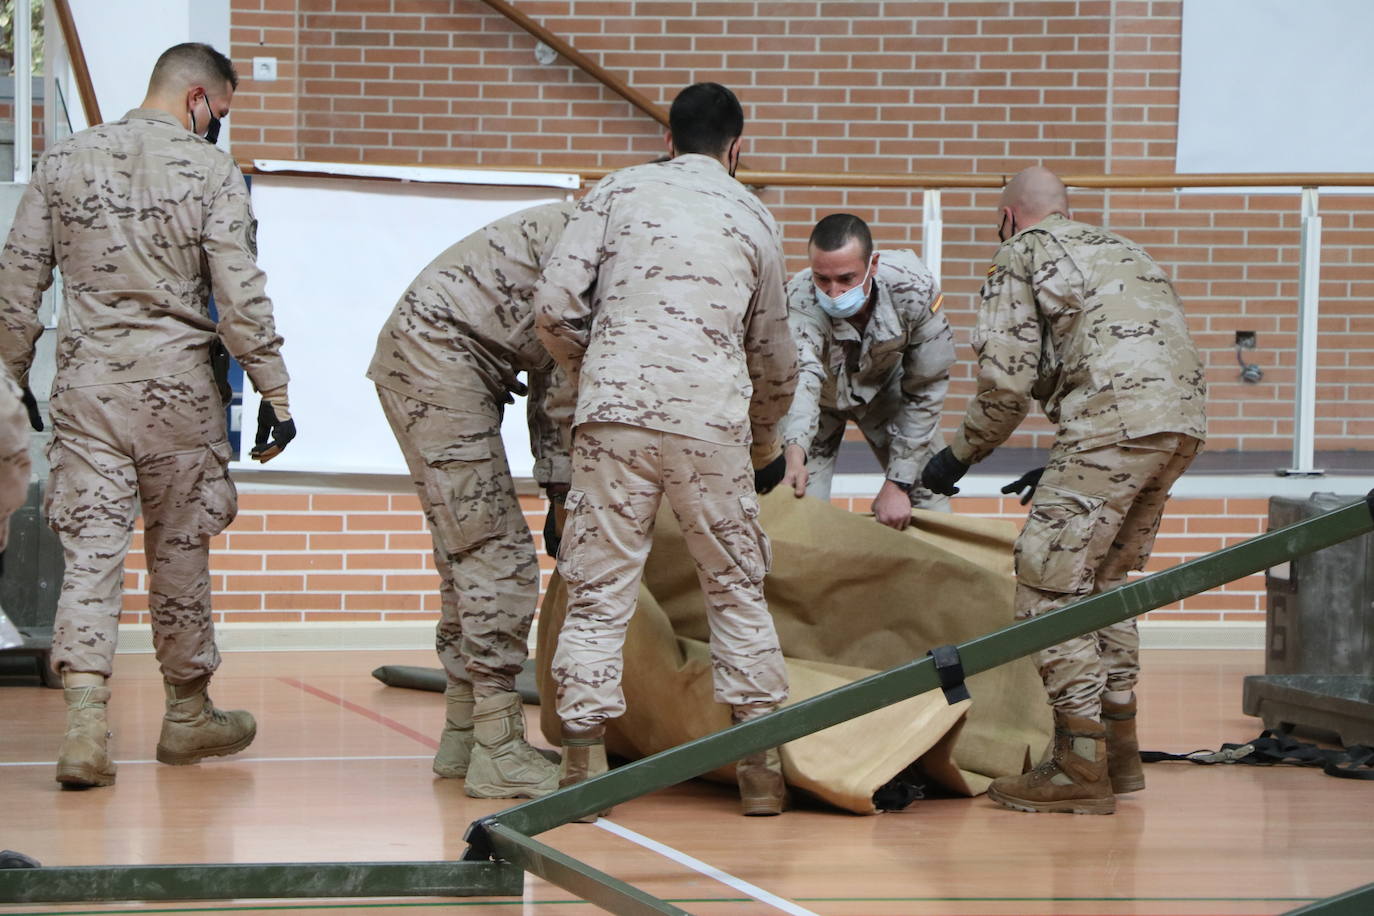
[432,681,475,778]
[733,706,788,816]
[736,747,789,816]
[986,710,1115,815]
[155,674,256,765]
[1102,695,1145,793]
[558,722,611,822]
[56,672,117,788]
[463,691,560,798]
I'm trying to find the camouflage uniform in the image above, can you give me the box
[951,214,1206,720]
[0,109,289,683]
[0,356,29,548]
[534,154,797,729]
[781,249,955,509]
[367,201,574,694]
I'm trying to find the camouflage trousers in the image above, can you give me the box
[47,368,236,683]
[376,386,538,696]
[804,407,948,511]
[1014,432,1202,719]
[553,422,788,730]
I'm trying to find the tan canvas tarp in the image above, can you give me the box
[536,492,1052,814]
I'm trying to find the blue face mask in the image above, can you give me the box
[814,261,872,319]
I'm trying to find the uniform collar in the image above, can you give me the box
[122,108,187,131]
[668,153,729,174]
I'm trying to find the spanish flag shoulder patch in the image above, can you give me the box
[930,293,944,313]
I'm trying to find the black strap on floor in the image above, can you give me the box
[1141,730,1374,780]
[926,645,970,705]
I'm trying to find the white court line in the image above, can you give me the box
[0,754,431,767]
[594,818,822,916]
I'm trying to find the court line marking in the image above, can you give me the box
[593,817,822,916]
[0,755,432,767]
[277,677,439,749]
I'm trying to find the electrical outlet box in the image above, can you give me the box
[252,57,278,82]
[1236,330,1257,349]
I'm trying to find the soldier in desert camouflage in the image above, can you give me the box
[534,82,798,816]
[368,201,574,799]
[0,43,294,788]
[921,166,1206,815]
[778,213,955,527]
[0,355,31,650]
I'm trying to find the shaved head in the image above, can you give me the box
[1000,166,1069,227]
[147,43,237,97]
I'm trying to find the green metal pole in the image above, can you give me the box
[0,861,523,904]
[484,823,693,916]
[1281,882,1374,915]
[479,494,1374,838]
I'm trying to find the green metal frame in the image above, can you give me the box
[3,491,1371,913]
[0,861,522,904]
[1282,882,1374,915]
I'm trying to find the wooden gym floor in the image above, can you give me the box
[2,647,1370,916]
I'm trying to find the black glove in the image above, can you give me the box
[250,400,296,462]
[1001,467,1045,505]
[543,501,561,558]
[20,386,42,432]
[920,447,969,496]
[753,452,787,495]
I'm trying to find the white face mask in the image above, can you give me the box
[814,261,872,319]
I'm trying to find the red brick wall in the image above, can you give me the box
[193,2,1360,632]
[226,0,1374,455]
[118,489,1268,627]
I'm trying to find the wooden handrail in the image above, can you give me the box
[51,0,102,126]
[242,161,1374,191]
[476,0,669,128]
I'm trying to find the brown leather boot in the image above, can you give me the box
[432,681,475,778]
[464,691,560,799]
[1102,695,1145,793]
[156,674,256,765]
[733,705,788,816]
[56,672,117,789]
[558,723,611,822]
[986,710,1115,815]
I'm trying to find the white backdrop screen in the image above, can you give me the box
[241,175,567,475]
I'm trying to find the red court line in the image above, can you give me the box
[278,677,439,750]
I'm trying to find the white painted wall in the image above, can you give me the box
[1177,0,1374,174]
[63,0,229,131]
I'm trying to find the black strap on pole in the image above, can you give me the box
[926,645,971,704]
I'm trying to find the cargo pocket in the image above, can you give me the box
[556,488,588,585]
[42,447,72,533]
[1015,485,1109,595]
[420,438,505,554]
[196,440,238,538]
[716,494,771,587]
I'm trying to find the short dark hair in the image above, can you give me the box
[669,83,744,157]
[809,213,873,261]
[151,42,239,93]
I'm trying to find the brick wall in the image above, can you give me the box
[227,0,1374,454]
[188,2,1357,631]
[117,488,1269,626]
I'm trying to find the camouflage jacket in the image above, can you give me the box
[368,201,575,485]
[0,109,288,396]
[532,154,797,465]
[952,214,1207,464]
[780,249,954,485]
[0,355,29,550]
